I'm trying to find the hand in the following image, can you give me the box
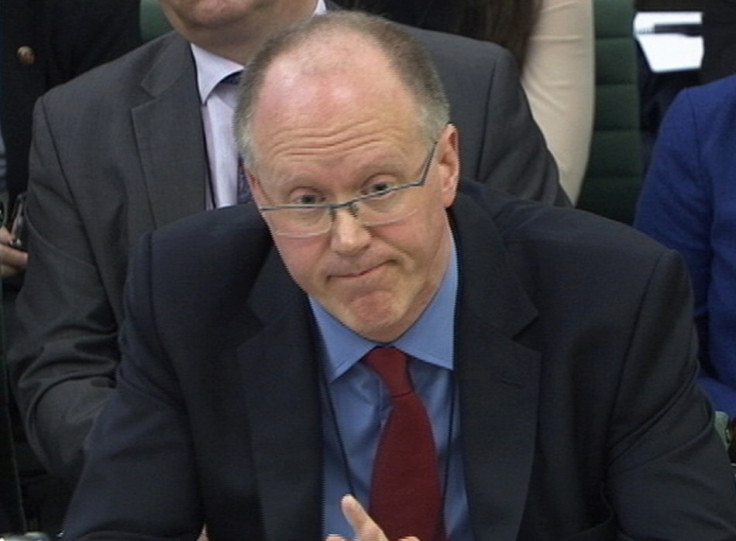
[325,495,420,541]
[0,226,28,278]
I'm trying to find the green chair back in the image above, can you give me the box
[577,0,643,224]
[140,0,172,42]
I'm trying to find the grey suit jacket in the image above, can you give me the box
[61,183,736,540]
[8,26,565,483]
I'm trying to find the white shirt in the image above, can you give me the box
[191,0,327,208]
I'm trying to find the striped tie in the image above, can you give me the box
[220,71,250,204]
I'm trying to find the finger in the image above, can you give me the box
[340,495,386,541]
[1,244,28,269]
[0,226,12,244]
[340,495,371,533]
[1,264,19,279]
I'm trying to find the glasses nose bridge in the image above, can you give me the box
[325,197,369,238]
[328,198,361,222]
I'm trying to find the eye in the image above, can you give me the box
[364,179,397,197]
[289,192,325,206]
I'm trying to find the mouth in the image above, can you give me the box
[332,262,386,281]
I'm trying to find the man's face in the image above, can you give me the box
[247,43,459,342]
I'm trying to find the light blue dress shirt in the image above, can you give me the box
[312,239,472,540]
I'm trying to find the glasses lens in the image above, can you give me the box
[358,187,414,226]
[266,207,330,237]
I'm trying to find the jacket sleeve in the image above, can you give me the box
[61,232,203,540]
[634,87,736,417]
[415,29,570,207]
[7,95,122,485]
[605,249,736,538]
[473,42,569,206]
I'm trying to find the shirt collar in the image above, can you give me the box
[190,0,328,104]
[311,236,458,382]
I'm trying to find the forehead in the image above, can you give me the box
[248,35,423,170]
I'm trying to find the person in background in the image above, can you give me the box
[62,11,736,541]
[634,69,736,424]
[1,0,141,278]
[1,0,141,534]
[336,0,594,203]
[8,0,565,514]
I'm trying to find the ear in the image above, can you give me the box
[245,168,265,206]
[436,124,460,208]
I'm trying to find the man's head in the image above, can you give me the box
[235,12,460,342]
[159,0,318,64]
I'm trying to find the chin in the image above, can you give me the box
[341,298,410,342]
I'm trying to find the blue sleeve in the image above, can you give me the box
[635,89,712,356]
[635,86,736,416]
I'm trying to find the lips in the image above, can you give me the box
[331,261,385,280]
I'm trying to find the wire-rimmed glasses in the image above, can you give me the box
[257,141,438,238]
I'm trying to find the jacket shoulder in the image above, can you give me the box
[458,180,670,263]
[673,72,736,119]
[146,206,274,289]
[403,24,512,67]
[40,33,188,105]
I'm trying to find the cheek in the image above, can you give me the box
[272,238,326,292]
[407,205,448,254]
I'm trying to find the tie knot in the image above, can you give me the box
[220,71,242,85]
[363,347,413,397]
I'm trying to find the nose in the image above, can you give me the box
[329,206,371,255]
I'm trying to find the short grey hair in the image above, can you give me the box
[234,11,450,169]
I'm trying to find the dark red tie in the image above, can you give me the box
[363,347,446,541]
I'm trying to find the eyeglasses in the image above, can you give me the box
[257,141,437,238]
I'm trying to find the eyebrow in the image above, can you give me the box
[270,155,411,193]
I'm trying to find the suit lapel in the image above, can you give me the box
[132,35,208,228]
[230,193,542,540]
[451,194,541,541]
[237,252,324,540]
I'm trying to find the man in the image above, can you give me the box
[8,0,565,488]
[62,12,736,541]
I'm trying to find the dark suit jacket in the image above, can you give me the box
[62,182,736,540]
[2,0,46,207]
[8,20,566,485]
[1,0,141,205]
